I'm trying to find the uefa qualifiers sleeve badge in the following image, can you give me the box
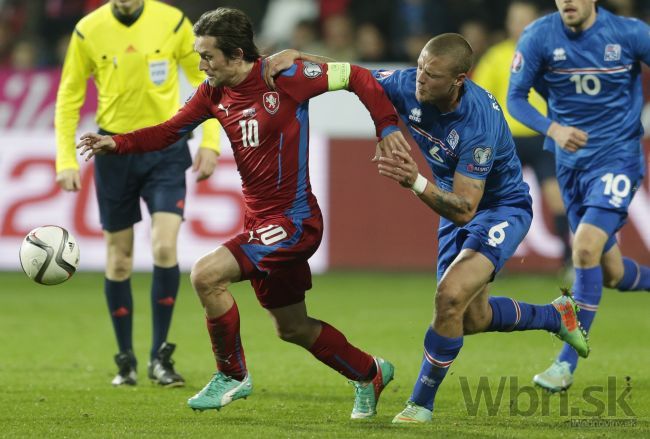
[303,62,323,79]
[511,51,524,74]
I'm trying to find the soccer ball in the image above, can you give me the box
[19,225,80,285]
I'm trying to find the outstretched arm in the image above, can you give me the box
[275,60,411,156]
[378,150,484,226]
[78,84,215,160]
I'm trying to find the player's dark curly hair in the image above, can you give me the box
[424,33,473,75]
[193,8,260,62]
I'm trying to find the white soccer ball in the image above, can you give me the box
[19,225,80,285]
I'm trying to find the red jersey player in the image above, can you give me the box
[78,8,411,419]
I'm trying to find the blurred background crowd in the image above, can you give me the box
[2,0,649,71]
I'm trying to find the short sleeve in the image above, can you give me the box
[456,134,495,180]
[628,18,650,66]
[274,60,330,103]
[509,25,545,96]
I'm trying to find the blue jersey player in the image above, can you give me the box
[263,33,589,424]
[508,0,650,392]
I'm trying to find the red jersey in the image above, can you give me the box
[113,59,398,219]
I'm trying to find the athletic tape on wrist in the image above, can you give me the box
[410,173,427,195]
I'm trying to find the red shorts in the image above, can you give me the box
[223,213,323,309]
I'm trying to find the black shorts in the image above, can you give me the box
[94,129,192,232]
[514,135,556,183]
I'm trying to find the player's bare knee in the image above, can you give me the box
[152,241,176,266]
[190,258,229,298]
[435,289,465,321]
[572,246,600,267]
[276,324,308,345]
[106,257,132,280]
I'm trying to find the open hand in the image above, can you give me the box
[373,131,411,162]
[547,122,588,153]
[377,149,419,188]
[56,169,81,191]
[77,132,117,161]
[263,49,300,90]
[193,147,219,181]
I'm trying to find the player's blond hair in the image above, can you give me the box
[424,33,473,75]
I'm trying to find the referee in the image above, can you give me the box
[54,0,220,387]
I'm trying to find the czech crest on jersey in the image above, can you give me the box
[263,92,280,114]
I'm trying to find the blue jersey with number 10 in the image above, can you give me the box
[373,69,531,212]
[509,7,650,170]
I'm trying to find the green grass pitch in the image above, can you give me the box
[0,271,648,438]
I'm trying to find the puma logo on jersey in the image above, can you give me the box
[218,103,230,117]
[247,230,260,242]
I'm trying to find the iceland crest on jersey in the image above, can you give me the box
[446,129,459,149]
[604,44,621,61]
[376,70,395,79]
[263,92,280,114]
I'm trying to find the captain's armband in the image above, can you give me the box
[327,63,351,91]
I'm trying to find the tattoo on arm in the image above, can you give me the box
[422,179,484,224]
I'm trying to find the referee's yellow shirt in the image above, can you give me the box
[472,39,546,138]
[55,0,220,172]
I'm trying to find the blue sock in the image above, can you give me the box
[617,257,650,291]
[150,265,180,360]
[487,296,560,332]
[410,327,463,411]
[105,278,133,353]
[558,266,602,372]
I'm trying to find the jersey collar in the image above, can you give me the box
[111,2,145,27]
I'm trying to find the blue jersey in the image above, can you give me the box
[373,69,530,212]
[508,7,650,170]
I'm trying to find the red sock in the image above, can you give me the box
[308,321,375,381]
[206,301,247,380]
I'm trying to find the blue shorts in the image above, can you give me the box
[94,130,192,232]
[437,204,532,281]
[556,159,643,251]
